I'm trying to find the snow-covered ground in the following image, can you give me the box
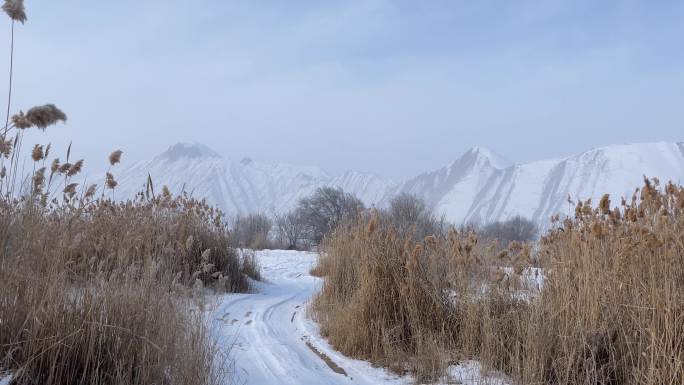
[209,250,512,385]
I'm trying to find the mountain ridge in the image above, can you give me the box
[112,141,684,229]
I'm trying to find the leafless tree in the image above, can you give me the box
[296,187,365,244]
[275,210,306,250]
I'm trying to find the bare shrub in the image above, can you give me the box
[230,213,272,250]
[237,249,262,282]
[479,215,537,249]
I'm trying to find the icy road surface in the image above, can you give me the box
[210,250,508,385]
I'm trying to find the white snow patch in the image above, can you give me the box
[443,361,512,385]
[0,372,13,385]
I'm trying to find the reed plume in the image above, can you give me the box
[11,110,29,129]
[0,137,11,157]
[31,143,43,161]
[599,193,611,215]
[67,159,84,176]
[32,166,45,191]
[25,104,67,130]
[1,0,26,24]
[63,182,78,198]
[105,172,117,189]
[109,149,123,165]
[84,183,97,200]
[58,162,71,174]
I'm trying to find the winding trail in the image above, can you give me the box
[210,250,408,385]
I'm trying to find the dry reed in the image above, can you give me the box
[0,188,255,384]
[313,179,684,384]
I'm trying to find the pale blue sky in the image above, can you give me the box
[2,1,683,178]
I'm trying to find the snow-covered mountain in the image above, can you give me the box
[113,142,392,215]
[388,142,684,228]
[112,141,684,228]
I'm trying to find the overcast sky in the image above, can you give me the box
[2,0,683,179]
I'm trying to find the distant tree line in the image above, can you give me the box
[230,187,365,250]
[230,188,537,250]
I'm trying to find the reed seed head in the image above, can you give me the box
[33,167,46,191]
[2,0,26,24]
[67,159,84,177]
[31,144,44,161]
[0,137,12,157]
[59,162,71,174]
[63,182,78,198]
[367,212,378,234]
[599,194,611,215]
[109,150,123,166]
[25,104,67,130]
[424,235,437,249]
[11,111,31,129]
[84,183,98,200]
[105,172,117,189]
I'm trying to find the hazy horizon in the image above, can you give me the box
[2,1,683,179]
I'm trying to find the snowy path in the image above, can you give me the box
[209,250,509,385]
[210,250,409,385]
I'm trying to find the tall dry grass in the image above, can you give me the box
[0,190,257,385]
[313,179,684,384]
[506,179,684,385]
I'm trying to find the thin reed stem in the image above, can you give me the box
[2,20,13,141]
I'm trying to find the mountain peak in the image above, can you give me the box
[463,146,512,169]
[156,142,221,162]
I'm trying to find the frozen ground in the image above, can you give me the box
[209,250,511,385]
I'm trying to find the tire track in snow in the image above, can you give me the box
[211,250,410,385]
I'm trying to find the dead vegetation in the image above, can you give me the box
[0,192,255,385]
[312,178,684,384]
